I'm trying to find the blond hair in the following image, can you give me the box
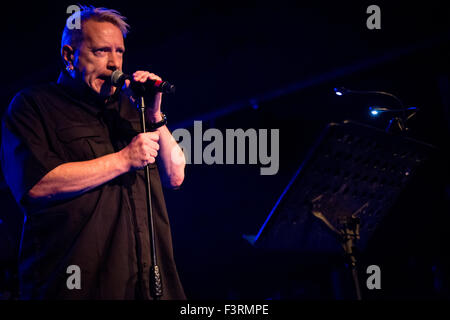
[61,5,129,51]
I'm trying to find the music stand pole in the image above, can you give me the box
[340,217,362,300]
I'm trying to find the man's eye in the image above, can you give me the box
[94,48,107,54]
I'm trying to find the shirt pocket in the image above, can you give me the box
[56,123,112,161]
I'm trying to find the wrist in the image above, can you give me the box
[147,112,167,131]
[115,149,131,173]
[146,112,163,123]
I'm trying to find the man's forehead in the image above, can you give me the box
[81,20,124,46]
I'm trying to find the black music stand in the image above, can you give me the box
[252,120,440,299]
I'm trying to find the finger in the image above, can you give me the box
[136,133,148,144]
[139,71,151,81]
[134,71,162,83]
[137,72,150,82]
[133,71,147,82]
[133,73,145,82]
[143,142,159,155]
[147,148,158,157]
[142,148,156,159]
[145,132,160,142]
[148,73,162,82]
[142,138,159,150]
[133,70,145,77]
[148,140,160,151]
[139,131,159,138]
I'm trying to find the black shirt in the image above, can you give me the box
[1,72,186,300]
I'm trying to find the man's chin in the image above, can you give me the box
[98,84,115,98]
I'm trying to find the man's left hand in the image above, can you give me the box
[125,70,163,122]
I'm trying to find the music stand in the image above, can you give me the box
[252,120,439,299]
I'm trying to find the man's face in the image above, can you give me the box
[72,20,125,97]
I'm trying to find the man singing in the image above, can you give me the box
[1,5,186,299]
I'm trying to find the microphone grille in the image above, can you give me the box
[111,70,126,87]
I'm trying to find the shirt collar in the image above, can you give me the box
[56,71,121,112]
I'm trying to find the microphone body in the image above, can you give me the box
[111,70,175,94]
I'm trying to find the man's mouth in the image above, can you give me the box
[98,75,110,82]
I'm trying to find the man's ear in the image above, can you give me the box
[62,45,75,69]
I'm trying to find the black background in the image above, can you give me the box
[0,0,449,300]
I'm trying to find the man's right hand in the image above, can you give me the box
[27,131,160,203]
[119,131,160,170]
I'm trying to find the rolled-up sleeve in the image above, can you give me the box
[1,90,65,205]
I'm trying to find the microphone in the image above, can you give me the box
[111,70,176,94]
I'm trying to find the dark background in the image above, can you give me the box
[0,0,449,299]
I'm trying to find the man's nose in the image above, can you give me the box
[107,52,121,71]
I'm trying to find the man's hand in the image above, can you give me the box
[124,70,163,120]
[118,131,160,170]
